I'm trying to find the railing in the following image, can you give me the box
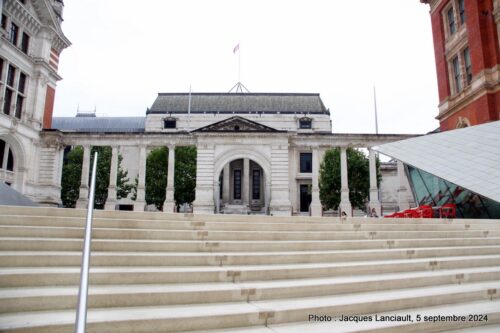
[74,152,98,333]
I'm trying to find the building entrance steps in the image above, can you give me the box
[1,206,500,332]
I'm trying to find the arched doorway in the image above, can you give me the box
[0,139,16,186]
[216,158,267,214]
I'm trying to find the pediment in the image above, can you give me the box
[193,116,279,133]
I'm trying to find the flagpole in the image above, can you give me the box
[238,42,241,84]
[187,85,192,132]
[373,86,379,135]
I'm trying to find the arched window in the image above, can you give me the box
[0,139,15,171]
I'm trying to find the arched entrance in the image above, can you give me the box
[216,158,267,214]
[0,135,25,192]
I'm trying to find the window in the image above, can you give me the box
[463,47,472,85]
[7,65,15,87]
[18,73,26,93]
[15,95,23,118]
[452,56,462,93]
[0,140,14,172]
[299,118,312,129]
[164,118,176,129]
[252,170,260,200]
[21,33,30,54]
[9,22,19,45]
[1,14,7,30]
[233,169,241,200]
[447,7,456,35]
[0,58,4,82]
[300,153,312,173]
[459,0,466,24]
[3,89,13,115]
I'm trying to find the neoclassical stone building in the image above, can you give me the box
[1,1,416,216]
[49,93,416,216]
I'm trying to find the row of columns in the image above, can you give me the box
[76,145,176,211]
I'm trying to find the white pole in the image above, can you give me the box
[373,86,379,135]
[187,85,192,132]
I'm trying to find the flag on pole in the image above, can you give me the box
[233,43,240,54]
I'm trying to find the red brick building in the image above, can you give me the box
[421,0,499,131]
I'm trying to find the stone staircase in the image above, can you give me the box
[0,206,500,332]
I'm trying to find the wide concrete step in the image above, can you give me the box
[1,205,498,225]
[194,300,500,333]
[1,225,499,241]
[2,267,500,313]
[0,281,499,333]
[2,237,500,252]
[3,246,500,267]
[2,255,500,287]
[2,215,499,232]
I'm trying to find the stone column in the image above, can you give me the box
[163,145,176,213]
[133,145,147,211]
[222,163,230,204]
[397,160,410,210]
[265,177,272,215]
[310,148,323,216]
[242,158,250,206]
[214,180,220,213]
[339,147,352,217]
[368,148,381,217]
[104,146,119,211]
[76,145,91,209]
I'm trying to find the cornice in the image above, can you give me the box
[4,0,42,34]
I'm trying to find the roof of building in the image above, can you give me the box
[373,121,500,203]
[147,93,330,115]
[52,117,145,133]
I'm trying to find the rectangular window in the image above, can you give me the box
[7,65,15,87]
[300,153,312,173]
[233,169,241,200]
[0,58,4,82]
[3,89,13,115]
[21,33,30,54]
[9,22,19,45]
[0,140,5,169]
[447,7,456,34]
[459,0,466,24]
[252,169,260,200]
[18,72,26,94]
[452,56,462,93]
[15,95,23,118]
[299,118,312,129]
[164,119,176,129]
[463,47,472,85]
[1,14,6,30]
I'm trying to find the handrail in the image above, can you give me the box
[75,152,98,333]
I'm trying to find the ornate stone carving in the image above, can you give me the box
[194,116,279,132]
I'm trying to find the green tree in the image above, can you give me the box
[90,146,111,209]
[61,146,83,208]
[319,148,381,210]
[61,146,133,208]
[116,154,133,200]
[174,146,197,207]
[145,147,168,210]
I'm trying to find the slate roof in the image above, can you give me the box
[148,93,330,115]
[52,117,145,133]
[373,121,500,203]
[0,183,37,207]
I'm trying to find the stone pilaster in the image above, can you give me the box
[397,160,410,210]
[339,147,352,217]
[133,145,147,211]
[193,144,215,214]
[269,145,292,216]
[163,145,176,213]
[76,145,91,209]
[310,148,323,216]
[368,148,381,217]
[104,146,118,211]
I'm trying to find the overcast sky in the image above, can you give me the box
[53,0,438,134]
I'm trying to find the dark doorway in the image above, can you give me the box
[300,184,312,212]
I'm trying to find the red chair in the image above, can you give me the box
[440,203,456,218]
[417,205,433,218]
